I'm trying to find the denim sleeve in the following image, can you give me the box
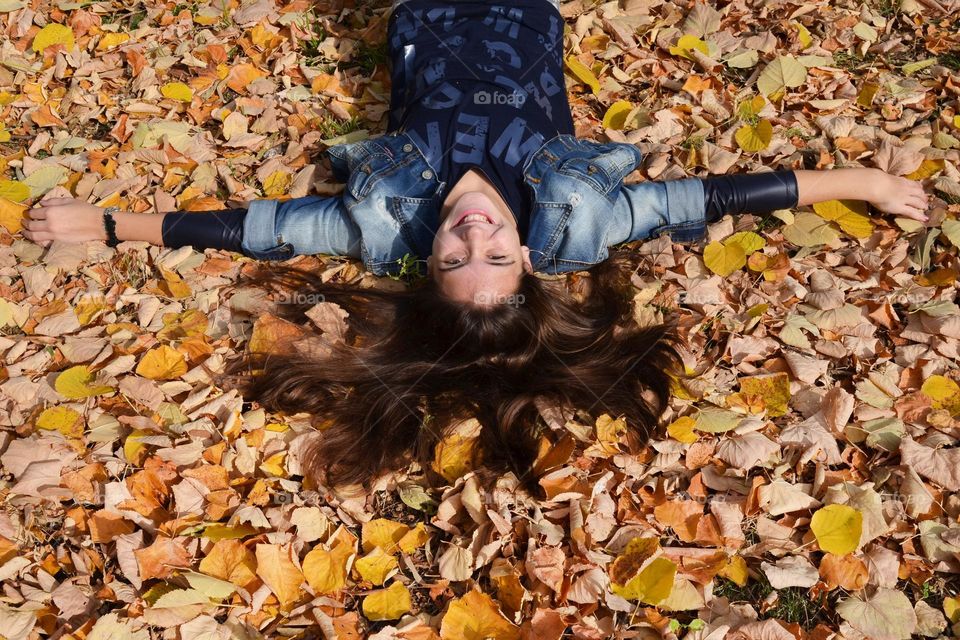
[241,195,362,260]
[607,177,706,245]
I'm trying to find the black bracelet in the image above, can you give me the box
[102,206,120,247]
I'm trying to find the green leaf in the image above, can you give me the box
[902,58,937,75]
[725,49,758,68]
[757,55,807,98]
[693,407,742,433]
[941,219,960,247]
[782,211,840,247]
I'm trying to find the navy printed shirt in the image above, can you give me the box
[386,0,573,239]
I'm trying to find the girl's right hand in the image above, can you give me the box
[21,198,108,247]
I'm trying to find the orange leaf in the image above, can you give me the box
[226,63,267,94]
[135,537,192,581]
[653,500,703,543]
[819,552,869,590]
[255,543,304,609]
[199,539,258,589]
[31,103,67,128]
[88,510,135,543]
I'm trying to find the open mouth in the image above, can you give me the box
[453,209,495,227]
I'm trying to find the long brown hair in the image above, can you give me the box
[216,250,682,496]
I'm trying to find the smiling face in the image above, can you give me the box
[429,190,533,305]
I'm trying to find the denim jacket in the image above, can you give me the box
[239,131,706,276]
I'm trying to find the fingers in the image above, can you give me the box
[22,229,53,245]
[37,197,78,206]
[21,218,48,232]
[896,206,928,221]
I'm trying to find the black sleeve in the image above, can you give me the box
[701,170,799,222]
[160,208,247,254]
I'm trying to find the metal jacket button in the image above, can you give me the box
[402,143,413,152]
[421,169,433,179]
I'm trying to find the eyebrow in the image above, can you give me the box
[438,259,517,272]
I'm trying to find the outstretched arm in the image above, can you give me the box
[21,194,362,261]
[611,167,929,246]
[792,168,927,220]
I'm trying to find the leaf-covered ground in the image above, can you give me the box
[1,0,960,638]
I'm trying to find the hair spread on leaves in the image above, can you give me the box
[217,250,683,496]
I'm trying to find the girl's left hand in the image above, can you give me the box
[867,172,930,221]
[21,197,108,247]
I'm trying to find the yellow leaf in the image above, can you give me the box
[32,23,75,53]
[783,210,840,247]
[810,504,862,555]
[302,545,349,594]
[355,547,398,586]
[703,240,746,277]
[397,522,430,553]
[719,555,749,586]
[255,544,304,609]
[792,22,812,49]
[0,180,30,202]
[432,431,479,483]
[609,536,661,586]
[594,413,627,456]
[857,82,880,107]
[161,82,194,103]
[669,34,709,60]
[813,199,874,238]
[0,197,28,232]
[36,405,84,438]
[136,345,188,380]
[157,308,208,341]
[602,100,634,130]
[97,33,130,50]
[944,596,960,623]
[740,372,791,417]
[262,170,291,198]
[735,119,773,152]
[362,518,409,554]
[564,56,600,94]
[439,589,521,640]
[921,375,960,415]
[198,539,257,588]
[738,95,766,119]
[725,231,766,254]
[667,416,698,444]
[55,365,114,399]
[362,580,412,621]
[199,524,259,541]
[905,158,945,181]
[123,428,152,464]
[611,556,677,604]
[74,296,108,325]
[260,451,287,477]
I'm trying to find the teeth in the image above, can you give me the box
[460,213,492,224]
